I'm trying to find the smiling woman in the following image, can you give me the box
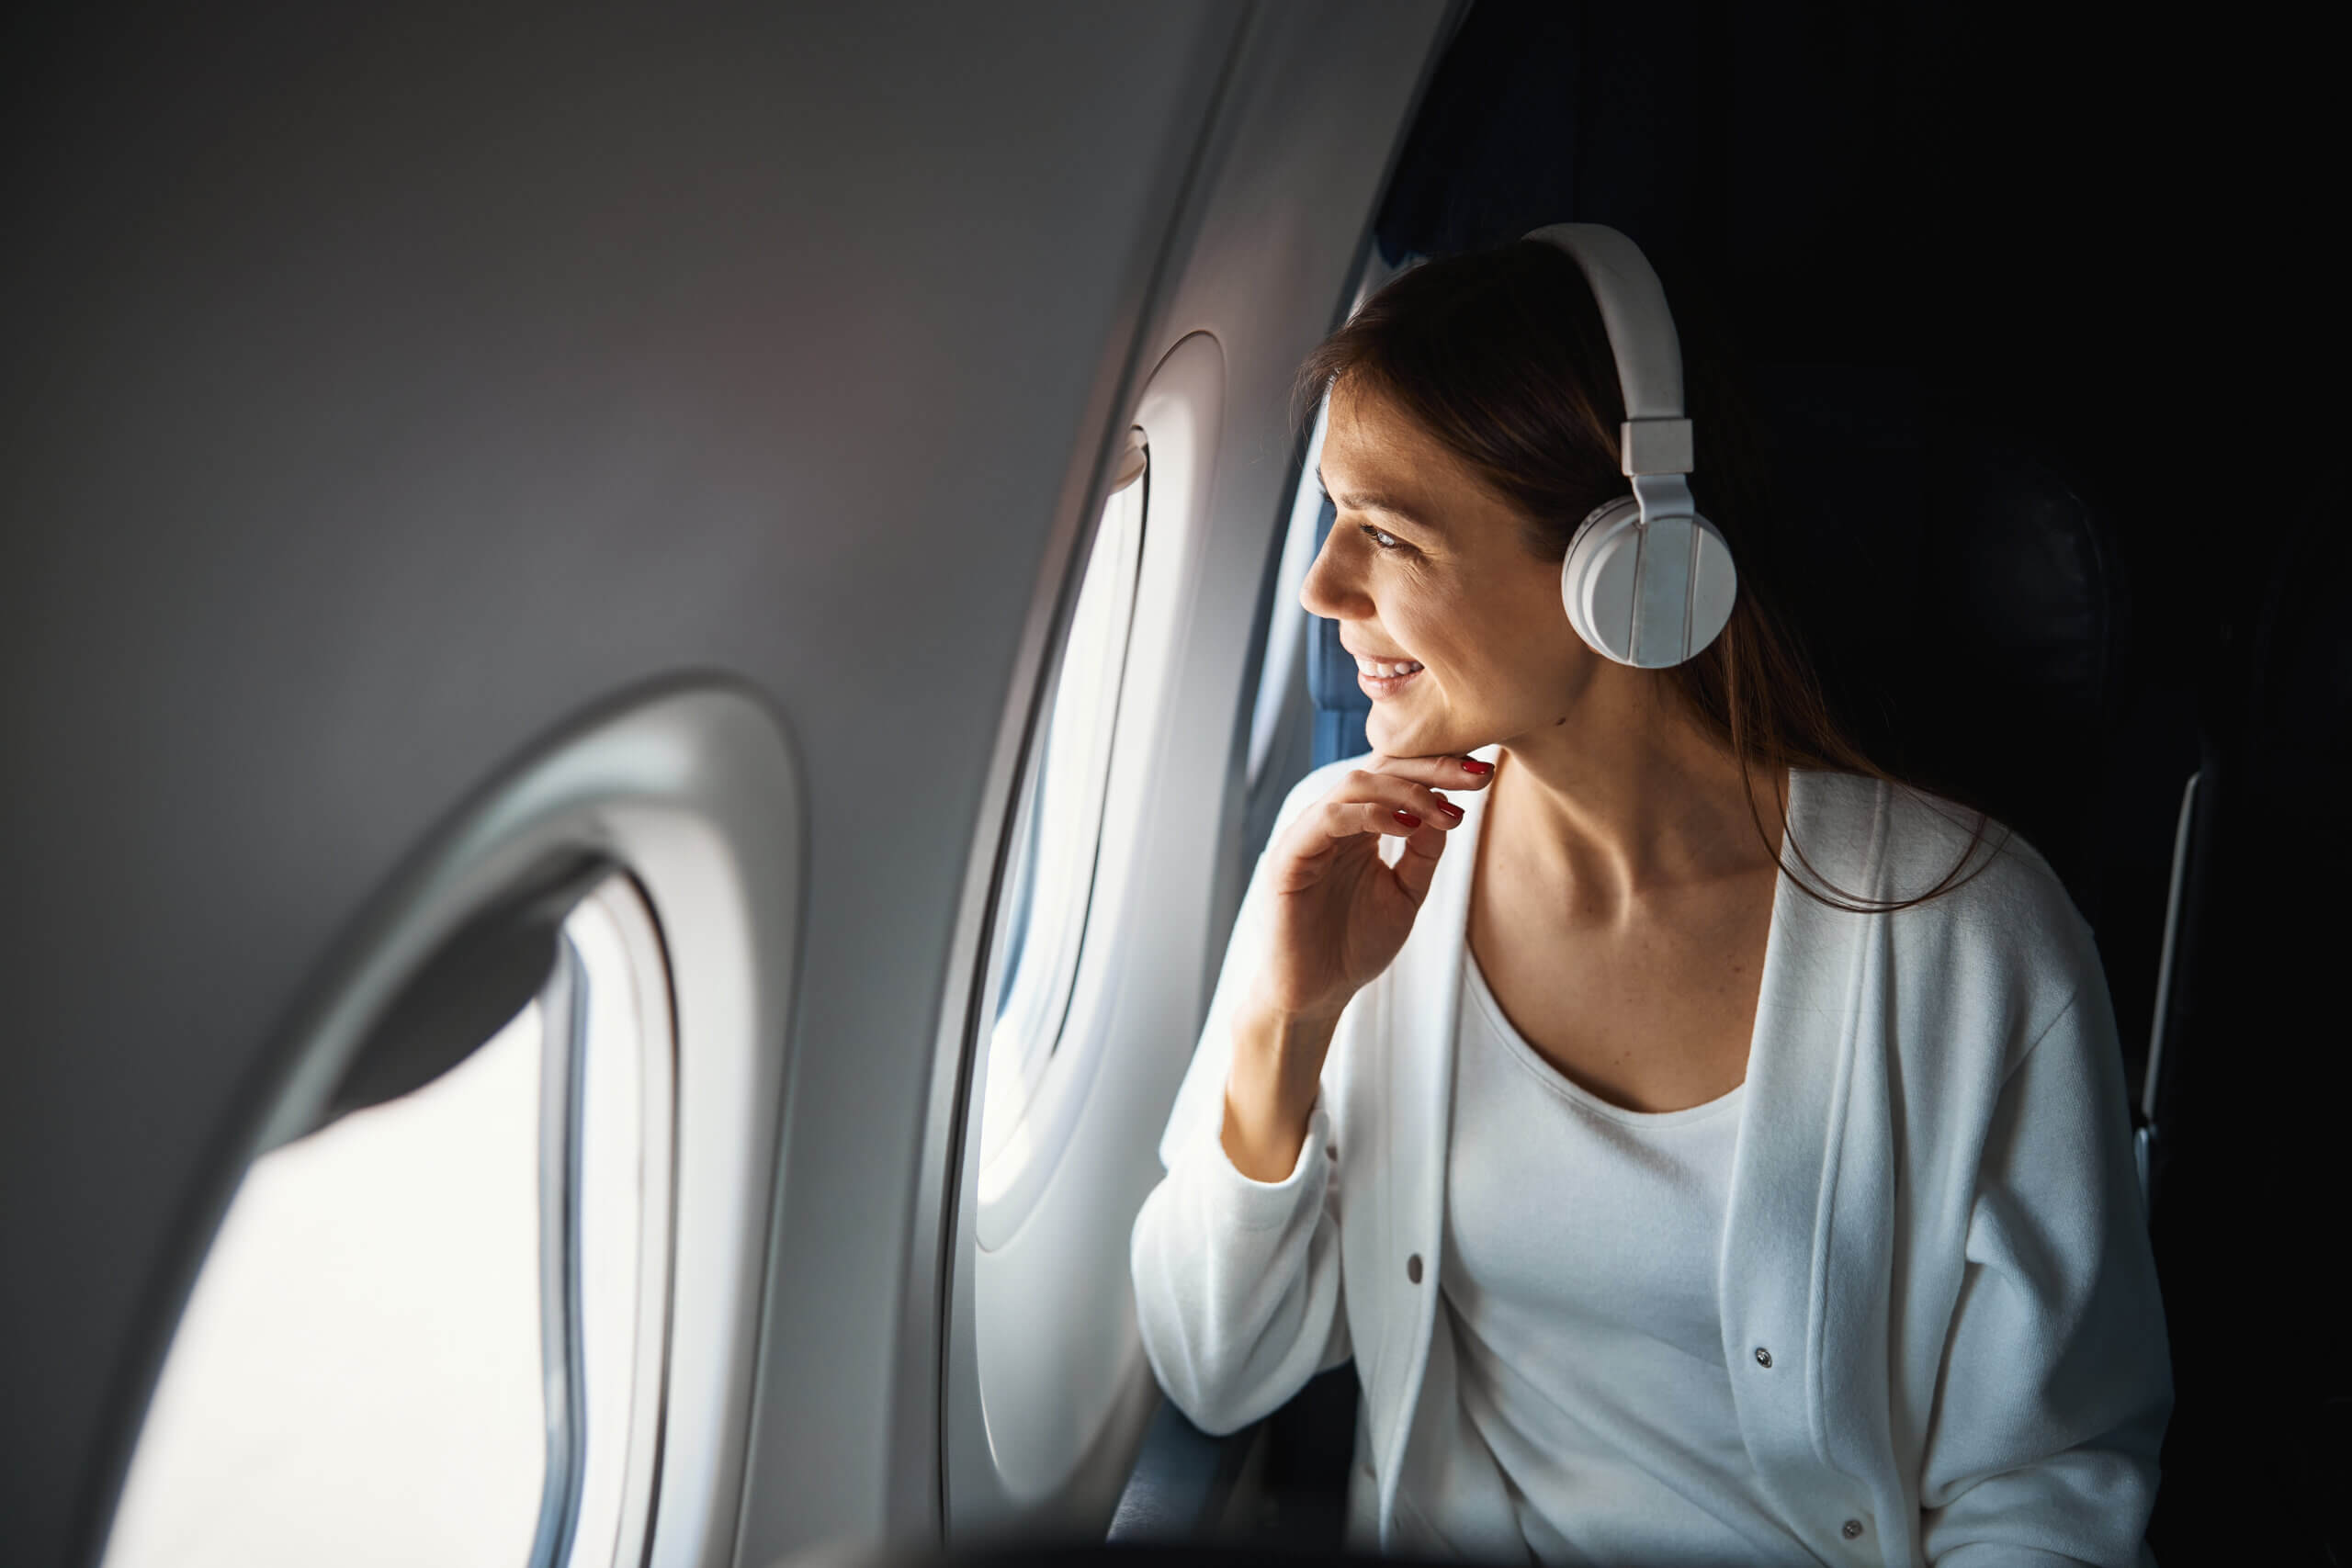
[1130,232,2172,1565]
[1294,237,1999,918]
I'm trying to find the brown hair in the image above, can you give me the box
[1295,239,2006,914]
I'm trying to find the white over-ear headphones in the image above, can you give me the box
[1523,223,1738,669]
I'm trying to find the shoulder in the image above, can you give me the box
[1796,771,2100,1069]
[1883,777,2084,950]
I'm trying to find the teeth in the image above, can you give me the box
[1356,658,1423,678]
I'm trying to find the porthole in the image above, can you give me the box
[102,873,675,1568]
[950,333,1224,1519]
[977,428,1148,1206]
[94,682,801,1568]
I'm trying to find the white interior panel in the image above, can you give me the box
[933,2,1455,1546]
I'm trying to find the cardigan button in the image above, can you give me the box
[1407,1253,1423,1284]
[1753,1347,1772,1369]
[1841,1519,1865,1540]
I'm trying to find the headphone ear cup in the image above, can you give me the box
[1560,495,1644,663]
[1680,513,1738,660]
[1560,499,1739,668]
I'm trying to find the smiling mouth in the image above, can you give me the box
[1354,656,1423,698]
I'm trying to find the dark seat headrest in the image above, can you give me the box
[1744,365,2131,919]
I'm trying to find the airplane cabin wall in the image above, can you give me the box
[0,6,1453,1566]
[915,6,1455,1549]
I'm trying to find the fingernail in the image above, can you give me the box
[1392,809,1422,828]
[1460,758,1493,774]
[1434,799,1464,819]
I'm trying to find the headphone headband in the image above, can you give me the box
[1522,223,1694,479]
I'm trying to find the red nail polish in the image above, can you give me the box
[1435,799,1464,819]
[1392,809,1422,828]
[1460,758,1493,774]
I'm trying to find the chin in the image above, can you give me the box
[1367,710,1469,761]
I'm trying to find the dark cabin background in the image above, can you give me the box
[1353,3,2340,1561]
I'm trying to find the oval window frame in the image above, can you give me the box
[93,679,804,1568]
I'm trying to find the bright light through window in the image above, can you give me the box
[980,446,1147,1189]
[104,875,673,1568]
[106,1002,547,1568]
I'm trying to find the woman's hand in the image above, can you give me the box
[1250,752,1495,1021]
[1222,751,1495,1179]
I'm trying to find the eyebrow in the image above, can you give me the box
[1316,467,1444,532]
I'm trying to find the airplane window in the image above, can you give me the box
[1246,391,1329,796]
[978,431,1148,1198]
[103,874,673,1568]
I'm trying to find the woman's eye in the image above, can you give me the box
[1359,523,1404,552]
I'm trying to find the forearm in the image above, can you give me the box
[1220,995,1340,1181]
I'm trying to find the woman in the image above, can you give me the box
[1127,233,2171,1565]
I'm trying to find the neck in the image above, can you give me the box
[1487,670,1785,919]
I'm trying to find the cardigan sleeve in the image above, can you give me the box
[1128,761,1354,1436]
[1918,977,2174,1567]
[1130,1103,1352,1434]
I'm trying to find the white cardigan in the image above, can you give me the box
[1130,752,2172,1565]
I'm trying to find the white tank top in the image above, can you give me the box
[1428,946,1815,1564]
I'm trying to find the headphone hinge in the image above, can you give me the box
[1630,471,1696,525]
[1620,418,1694,477]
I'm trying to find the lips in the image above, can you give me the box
[1354,654,1424,698]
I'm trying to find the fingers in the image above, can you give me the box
[1271,773,1462,887]
[1272,762,1487,879]
[1389,809,1447,904]
[1306,769,1470,848]
[1363,750,1498,794]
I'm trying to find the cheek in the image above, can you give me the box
[1430,588,1581,701]
[1385,556,1571,677]
[1423,583,1555,669]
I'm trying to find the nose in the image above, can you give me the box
[1298,520,1368,622]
